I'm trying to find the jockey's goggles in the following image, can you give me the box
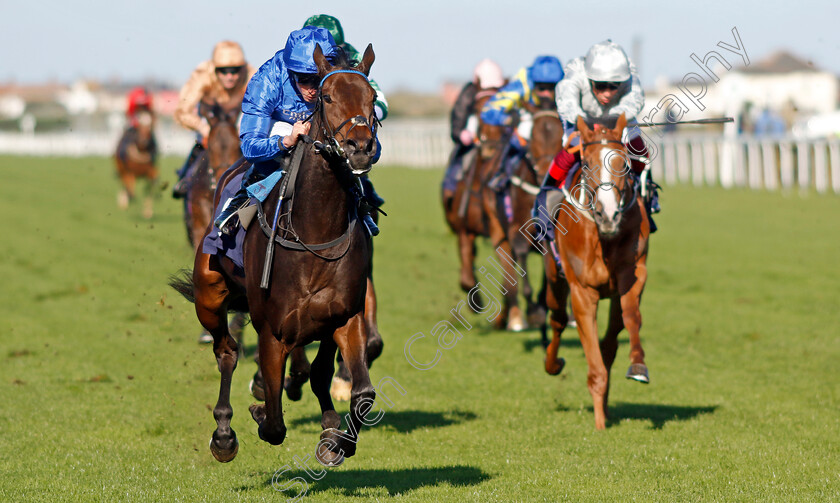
[591,80,621,91]
[292,72,320,87]
[215,66,244,75]
[534,82,556,92]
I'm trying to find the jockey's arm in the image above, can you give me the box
[556,59,587,125]
[239,66,288,163]
[174,63,212,138]
[450,82,478,142]
[481,75,525,127]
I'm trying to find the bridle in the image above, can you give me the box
[576,137,639,218]
[303,69,379,176]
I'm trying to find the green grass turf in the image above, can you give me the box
[0,155,838,502]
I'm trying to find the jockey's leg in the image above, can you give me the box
[172,141,204,199]
[442,144,470,201]
[625,136,660,232]
[546,149,579,188]
[214,161,267,235]
[488,136,523,191]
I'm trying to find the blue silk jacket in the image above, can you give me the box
[239,27,338,163]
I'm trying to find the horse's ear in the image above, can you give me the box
[313,44,331,77]
[357,44,375,76]
[577,116,592,141]
[614,113,627,137]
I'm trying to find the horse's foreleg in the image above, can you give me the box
[319,314,373,464]
[600,295,625,420]
[457,231,478,292]
[250,326,289,446]
[488,220,524,331]
[570,286,608,430]
[193,253,240,462]
[311,337,345,466]
[620,263,648,384]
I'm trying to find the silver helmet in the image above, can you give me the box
[584,40,630,82]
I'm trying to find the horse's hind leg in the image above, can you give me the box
[319,314,374,464]
[600,295,624,421]
[332,276,383,402]
[543,257,569,375]
[284,347,310,402]
[193,253,240,462]
[620,266,648,384]
[310,337,344,466]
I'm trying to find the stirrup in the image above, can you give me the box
[214,196,249,235]
[171,177,188,199]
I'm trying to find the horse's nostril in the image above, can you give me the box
[346,139,358,151]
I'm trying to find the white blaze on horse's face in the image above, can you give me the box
[597,147,620,220]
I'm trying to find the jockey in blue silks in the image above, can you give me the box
[480,55,564,191]
[214,26,381,235]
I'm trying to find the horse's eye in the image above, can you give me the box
[322,94,332,103]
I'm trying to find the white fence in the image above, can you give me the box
[2,120,838,194]
[651,134,840,194]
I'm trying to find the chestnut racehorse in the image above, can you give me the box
[542,114,651,430]
[115,109,158,218]
[442,88,525,331]
[171,45,379,465]
[507,99,564,333]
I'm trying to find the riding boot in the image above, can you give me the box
[172,142,204,199]
[644,174,661,234]
[214,166,261,235]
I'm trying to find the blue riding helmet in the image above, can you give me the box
[528,55,564,84]
[282,27,339,75]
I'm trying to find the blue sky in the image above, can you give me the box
[1,0,838,92]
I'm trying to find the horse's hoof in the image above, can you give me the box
[330,376,351,402]
[117,191,129,210]
[507,315,527,332]
[249,403,266,425]
[626,363,649,383]
[284,377,304,402]
[209,432,239,463]
[545,357,565,376]
[315,429,345,467]
[250,378,265,401]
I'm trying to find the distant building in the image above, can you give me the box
[643,50,839,134]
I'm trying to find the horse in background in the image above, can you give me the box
[542,114,651,430]
[183,100,248,345]
[184,100,242,250]
[115,109,158,219]
[507,99,564,336]
[171,44,380,465]
[442,87,526,331]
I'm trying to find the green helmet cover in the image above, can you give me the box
[303,14,344,46]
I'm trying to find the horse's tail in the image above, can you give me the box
[168,269,196,304]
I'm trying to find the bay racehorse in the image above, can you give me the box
[542,114,650,430]
[507,99,564,334]
[171,44,379,465]
[442,88,525,331]
[115,109,158,218]
[184,100,242,250]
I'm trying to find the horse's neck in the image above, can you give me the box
[290,146,352,241]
